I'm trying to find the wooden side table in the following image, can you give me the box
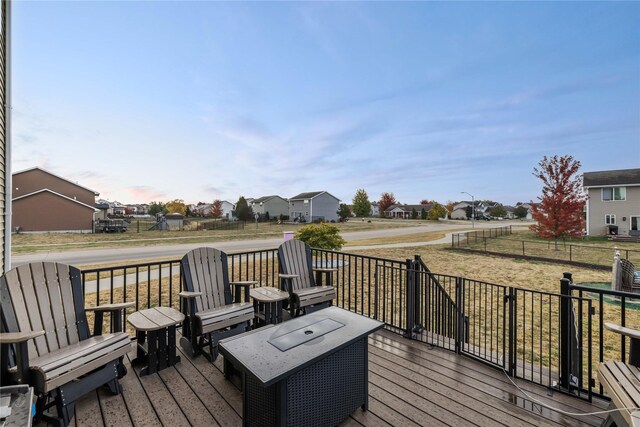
[128,307,185,376]
[250,287,290,326]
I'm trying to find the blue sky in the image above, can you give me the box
[12,1,640,206]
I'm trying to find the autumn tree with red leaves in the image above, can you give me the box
[210,199,223,219]
[530,155,586,249]
[378,192,397,217]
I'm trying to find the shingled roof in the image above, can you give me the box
[583,168,640,187]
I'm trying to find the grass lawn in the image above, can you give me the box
[461,228,640,267]
[11,218,429,253]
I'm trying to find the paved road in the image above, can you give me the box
[11,220,524,267]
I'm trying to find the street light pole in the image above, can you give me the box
[461,191,475,229]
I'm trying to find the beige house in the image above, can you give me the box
[583,168,640,236]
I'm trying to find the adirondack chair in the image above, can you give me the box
[180,248,254,362]
[278,239,336,317]
[0,262,133,427]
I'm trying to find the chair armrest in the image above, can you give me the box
[179,291,202,299]
[605,323,640,340]
[0,330,45,344]
[279,274,298,279]
[85,302,135,312]
[312,268,338,273]
[0,332,41,385]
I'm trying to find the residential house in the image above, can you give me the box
[370,202,380,217]
[451,201,473,220]
[250,195,289,219]
[12,167,99,232]
[289,191,340,222]
[220,201,236,220]
[502,205,516,219]
[583,168,640,236]
[385,204,431,219]
[515,202,535,220]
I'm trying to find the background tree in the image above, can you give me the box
[378,192,397,217]
[165,199,187,215]
[489,205,507,218]
[211,199,223,219]
[148,201,167,217]
[465,206,473,220]
[420,207,427,220]
[411,207,418,219]
[514,205,528,219]
[445,201,455,218]
[352,189,371,217]
[337,203,351,221]
[234,196,253,221]
[530,155,586,248]
[420,199,431,205]
[429,202,447,220]
[185,206,192,217]
[295,223,346,250]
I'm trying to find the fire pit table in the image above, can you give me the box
[218,306,383,427]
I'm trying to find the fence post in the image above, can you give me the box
[413,256,423,334]
[455,276,463,354]
[560,274,572,390]
[508,287,516,376]
[404,259,415,339]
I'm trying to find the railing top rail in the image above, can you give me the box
[81,259,182,273]
[569,283,640,299]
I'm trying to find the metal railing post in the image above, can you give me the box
[508,287,516,376]
[455,276,463,354]
[560,274,572,390]
[404,259,415,339]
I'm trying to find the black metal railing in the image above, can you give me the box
[451,225,513,247]
[453,236,640,269]
[567,280,640,398]
[80,245,626,402]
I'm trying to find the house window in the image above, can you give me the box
[602,187,626,201]
[605,214,616,225]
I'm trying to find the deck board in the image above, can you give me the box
[40,329,605,427]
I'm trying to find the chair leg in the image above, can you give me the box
[33,394,47,424]
[117,356,127,378]
[106,378,123,395]
[53,392,74,427]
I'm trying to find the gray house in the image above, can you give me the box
[250,195,289,219]
[583,168,640,236]
[289,191,340,222]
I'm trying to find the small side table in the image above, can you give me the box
[250,287,290,326]
[128,307,185,376]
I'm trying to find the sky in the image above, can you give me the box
[11,1,640,206]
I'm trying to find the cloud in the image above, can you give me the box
[475,75,625,112]
[126,186,167,202]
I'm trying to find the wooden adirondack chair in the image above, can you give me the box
[278,239,336,317]
[180,248,254,362]
[0,262,133,427]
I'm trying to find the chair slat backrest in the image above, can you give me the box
[278,239,315,291]
[181,248,232,313]
[0,262,89,359]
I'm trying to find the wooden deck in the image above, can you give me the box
[44,329,607,427]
